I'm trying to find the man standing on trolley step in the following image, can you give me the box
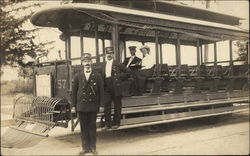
[72,53,104,155]
[103,47,130,129]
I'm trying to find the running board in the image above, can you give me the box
[98,104,249,131]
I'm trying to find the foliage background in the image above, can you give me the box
[0,0,54,67]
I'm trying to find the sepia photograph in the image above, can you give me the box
[1,0,249,155]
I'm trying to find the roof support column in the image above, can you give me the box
[214,42,217,67]
[65,34,71,62]
[65,33,72,96]
[151,30,162,95]
[123,40,127,60]
[95,23,100,63]
[102,38,106,62]
[196,39,201,66]
[200,45,203,65]
[160,43,163,64]
[155,30,160,77]
[111,24,120,62]
[196,39,201,76]
[247,41,249,65]
[176,33,181,76]
[229,40,234,75]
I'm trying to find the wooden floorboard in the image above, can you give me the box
[120,105,249,125]
[122,90,248,108]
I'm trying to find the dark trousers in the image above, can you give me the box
[133,69,154,93]
[78,112,97,152]
[104,78,122,127]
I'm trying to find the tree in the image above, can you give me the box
[235,40,248,64]
[0,0,54,67]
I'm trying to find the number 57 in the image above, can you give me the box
[57,80,66,88]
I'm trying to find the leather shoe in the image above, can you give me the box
[112,125,119,129]
[79,150,90,155]
[101,126,111,131]
[91,149,98,155]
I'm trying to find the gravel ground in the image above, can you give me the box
[1,94,249,155]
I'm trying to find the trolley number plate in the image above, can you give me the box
[57,80,66,89]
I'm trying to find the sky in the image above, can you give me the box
[1,0,249,80]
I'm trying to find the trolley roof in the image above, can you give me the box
[99,0,244,25]
[31,3,249,45]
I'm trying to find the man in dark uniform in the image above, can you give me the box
[123,46,142,71]
[123,46,142,95]
[103,47,130,129]
[72,53,104,155]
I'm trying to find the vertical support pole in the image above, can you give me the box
[229,40,233,75]
[160,43,163,64]
[175,44,178,66]
[102,38,106,62]
[65,33,75,131]
[155,30,160,77]
[246,41,249,65]
[151,30,162,95]
[65,34,72,94]
[176,33,181,76]
[247,41,249,93]
[204,44,209,63]
[80,29,84,64]
[196,39,201,66]
[227,40,234,91]
[112,24,120,62]
[65,34,71,62]
[124,40,127,60]
[197,39,201,77]
[212,42,219,91]
[214,42,217,67]
[173,33,183,94]
[95,23,100,63]
[200,45,203,65]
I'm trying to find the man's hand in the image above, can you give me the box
[99,106,104,113]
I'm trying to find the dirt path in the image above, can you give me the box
[1,112,249,155]
[1,94,249,155]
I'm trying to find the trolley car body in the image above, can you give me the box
[12,1,249,135]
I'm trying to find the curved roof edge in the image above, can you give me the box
[30,3,249,33]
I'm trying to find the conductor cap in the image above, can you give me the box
[81,53,92,60]
[105,47,114,54]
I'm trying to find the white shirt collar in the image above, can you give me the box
[105,59,113,78]
[84,68,92,80]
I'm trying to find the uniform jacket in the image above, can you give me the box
[72,70,104,112]
[123,56,142,71]
[102,60,130,96]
